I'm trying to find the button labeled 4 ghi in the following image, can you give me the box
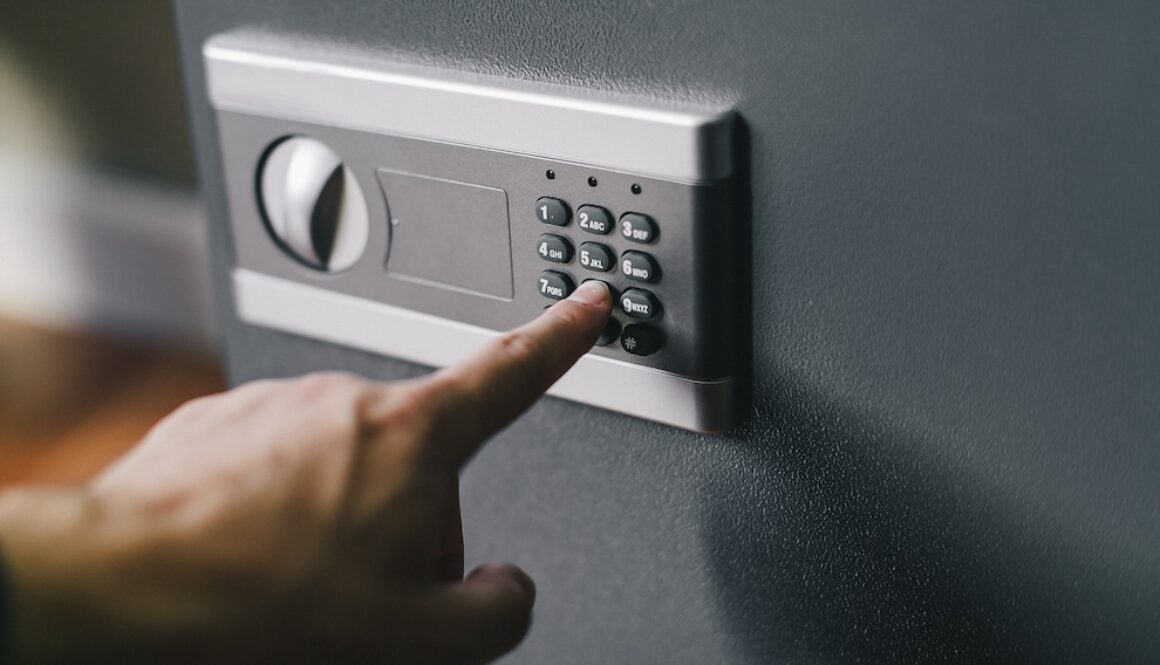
[620,288,661,320]
[538,270,575,300]
[620,251,659,283]
[536,234,573,263]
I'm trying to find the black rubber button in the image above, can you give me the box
[537,270,574,300]
[536,233,573,263]
[596,317,622,347]
[578,242,615,272]
[536,197,571,226]
[620,288,661,320]
[620,250,660,283]
[621,323,664,356]
[577,205,613,234]
[619,212,657,243]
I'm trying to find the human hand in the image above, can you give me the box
[0,280,612,664]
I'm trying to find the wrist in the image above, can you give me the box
[0,487,135,664]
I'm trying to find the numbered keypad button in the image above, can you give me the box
[596,317,622,347]
[620,212,657,243]
[578,242,615,272]
[577,205,613,234]
[620,288,661,320]
[621,323,664,356]
[536,197,571,226]
[536,234,573,263]
[620,251,660,283]
[538,270,574,300]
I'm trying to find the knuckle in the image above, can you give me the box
[493,331,541,365]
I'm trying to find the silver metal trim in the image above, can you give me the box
[204,34,734,183]
[232,269,738,432]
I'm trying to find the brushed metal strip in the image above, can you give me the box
[204,35,734,183]
[232,269,737,432]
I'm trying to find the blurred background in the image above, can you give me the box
[0,2,224,484]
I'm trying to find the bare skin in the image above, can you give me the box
[0,280,613,664]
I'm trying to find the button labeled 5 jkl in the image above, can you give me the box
[579,242,614,272]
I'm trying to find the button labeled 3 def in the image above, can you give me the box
[619,212,657,243]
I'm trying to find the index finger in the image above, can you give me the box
[416,280,613,467]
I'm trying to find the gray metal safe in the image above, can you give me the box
[175,2,1160,663]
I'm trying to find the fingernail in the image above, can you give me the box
[569,280,609,305]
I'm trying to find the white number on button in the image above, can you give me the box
[580,249,590,266]
[578,212,590,228]
[540,204,549,221]
[538,241,549,258]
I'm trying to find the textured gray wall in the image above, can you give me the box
[174,2,1160,663]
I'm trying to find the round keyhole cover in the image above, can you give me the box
[258,136,370,272]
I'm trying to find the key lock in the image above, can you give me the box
[210,34,745,432]
[258,137,370,273]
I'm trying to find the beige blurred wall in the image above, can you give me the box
[0,1,194,183]
[0,2,211,342]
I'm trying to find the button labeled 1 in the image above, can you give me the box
[536,197,571,226]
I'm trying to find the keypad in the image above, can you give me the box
[536,234,573,263]
[532,197,664,355]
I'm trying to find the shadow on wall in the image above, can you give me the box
[702,369,1160,664]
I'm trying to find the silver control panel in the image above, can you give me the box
[205,34,746,432]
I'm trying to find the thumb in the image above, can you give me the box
[425,563,536,663]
